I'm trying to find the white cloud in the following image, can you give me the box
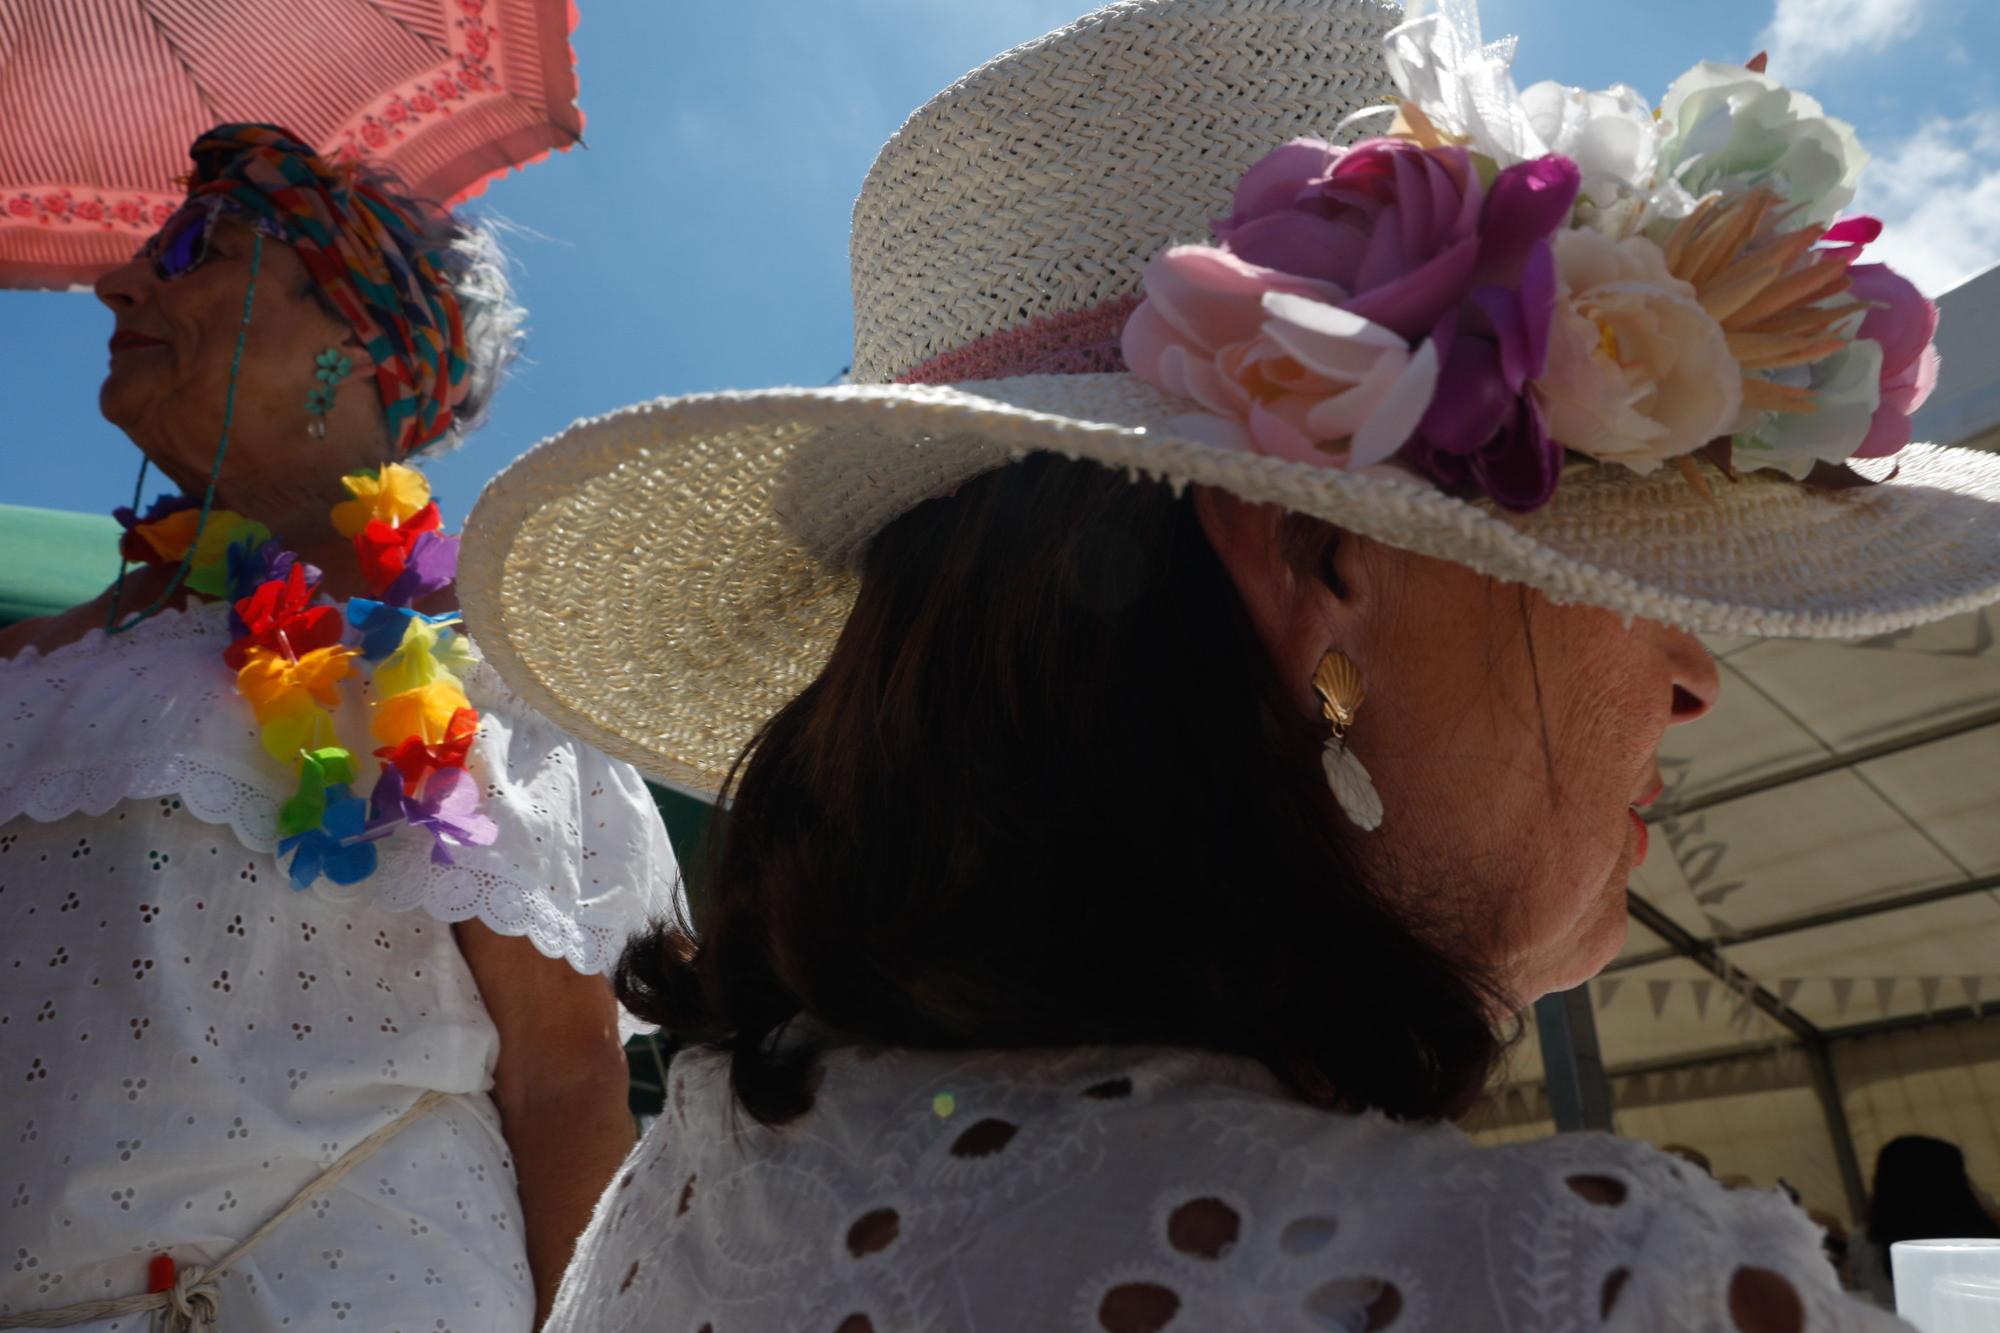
[1757,0,1927,80]
[1852,109,2000,296]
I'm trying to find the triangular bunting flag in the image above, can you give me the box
[1596,977,1624,1012]
[1920,977,1942,1015]
[1649,979,1674,1019]
[1965,976,1986,1014]
[1875,977,1899,1015]
[1777,978,1805,1010]
[1831,978,1855,1017]
[1690,979,1714,1021]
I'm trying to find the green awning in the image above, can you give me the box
[0,504,122,626]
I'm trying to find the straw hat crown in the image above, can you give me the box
[849,0,1402,384]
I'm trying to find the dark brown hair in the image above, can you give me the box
[618,454,1507,1123]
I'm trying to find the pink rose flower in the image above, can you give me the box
[1122,246,1439,466]
[1846,263,1939,459]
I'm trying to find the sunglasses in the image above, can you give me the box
[136,200,226,282]
[137,200,283,282]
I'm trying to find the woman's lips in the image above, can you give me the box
[1628,807,1650,864]
[109,330,166,353]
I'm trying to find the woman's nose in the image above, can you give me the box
[94,253,154,311]
[1662,626,1721,725]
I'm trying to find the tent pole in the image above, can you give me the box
[1534,986,1614,1132]
[1806,1037,1869,1225]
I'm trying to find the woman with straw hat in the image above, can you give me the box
[463,0,1990,1326]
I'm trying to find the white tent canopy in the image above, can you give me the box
[1472,264,2000,1230]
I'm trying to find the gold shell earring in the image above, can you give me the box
[1311,650,1382,831]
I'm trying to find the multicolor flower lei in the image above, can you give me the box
[1121,2,1939,512]
[115,464,496,888]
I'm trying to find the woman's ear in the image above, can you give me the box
[336,332,375,383]
[1193,486,1354,711]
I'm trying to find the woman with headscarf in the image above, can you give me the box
[0,126,675,1330]
[460,0,2000,1328]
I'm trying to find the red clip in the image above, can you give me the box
[147,1254,177,1294]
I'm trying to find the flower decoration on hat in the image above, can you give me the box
[125,461,495,889]
[1121,0,1938,512]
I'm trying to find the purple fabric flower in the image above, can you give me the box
[379,530,459,608]
[1216,137,1487,340]
[1403,237,1566,512]
[369,765,497,866]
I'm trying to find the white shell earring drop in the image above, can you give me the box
[1311,650,1382,832]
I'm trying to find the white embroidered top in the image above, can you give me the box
[0,601,678,1331]
[549,1041,1912,1333]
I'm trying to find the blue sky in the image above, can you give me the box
[9,0,2000,525]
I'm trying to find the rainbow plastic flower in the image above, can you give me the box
[380,530,460,607]
[277,746,358,838]
[367,766,497,866]
[184,517,272,598]
[373,618,461,697]
[375,706,479,797]
[353,503,443,596]
[126,506,208,564]
[331,462,433,538]
[115,494,201,564]
[236,643,358,724]
[225,564,343,670]
[346,599,459,662]
[257,701,339,766]
[370,678,471,746]
[279,785,380,889]
[225,539,313,613]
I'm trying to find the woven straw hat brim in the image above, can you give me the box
[459,372,2000,793]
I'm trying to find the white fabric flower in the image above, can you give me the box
[1658,62,1868,228]
[1385,2,1691,233]
[1516,81,1694,232]
[1536,230,1743,472]
[1734,337,1885,479]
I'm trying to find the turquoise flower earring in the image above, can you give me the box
[305,347,351,439]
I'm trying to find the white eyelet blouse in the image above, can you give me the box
[0,601,679,1331]
[547,1041,1912,1333]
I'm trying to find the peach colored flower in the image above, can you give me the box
[1536,230,1741,473]
[1121,248,1439,467]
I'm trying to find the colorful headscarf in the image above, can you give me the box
[186,124,471,454]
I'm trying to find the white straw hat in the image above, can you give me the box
[459,0,2000,794]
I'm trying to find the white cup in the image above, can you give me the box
[1891,1240,2000,1332]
